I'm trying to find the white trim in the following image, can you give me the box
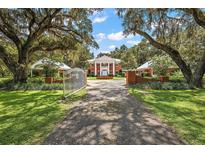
[100,62,102,76]
[31,58,70,70]
[113,62,115,76]
[94,62,97,76]
[87,55,121,64]
[108,62,110,74]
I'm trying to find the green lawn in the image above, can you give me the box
[0,90,85,144]
[87,76,125,80]
[87,76,97,80]
[113,77,125,80]
[129,88,205,144]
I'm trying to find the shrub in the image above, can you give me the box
[134,81,191,90]
[121,72,125,77]
[142,72,150,77]
[27,77,44,84]
[152,55,176,76]
[170,70,184,81]
[43,65,58,77]
[91,73,95,77]
[115,72,125,77]
[87,72,95,77]
[0,77,63,90]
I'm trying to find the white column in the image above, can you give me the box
[95,62,97,76]
[108,62,110,75]
[113,61,115,76]
[100,62,102,76]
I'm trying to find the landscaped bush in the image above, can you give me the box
[121,72,125,77]
[133,81,191,90]
[169,70,184,81]
[43,65,58,77]
[142,72,150,77]
[27,77,44,84]
[0,78,63,90]
[115,72,125,77]
[88,73,95,77]
[151,54,176,77]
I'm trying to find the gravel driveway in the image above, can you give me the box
[43,79,184,144]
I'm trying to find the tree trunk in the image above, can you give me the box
[190,52,205,88]
[13,65,28,83]
[1,59,29,83]
[12,51,29,83]
[191,75,204,88]
[0,46,29,83]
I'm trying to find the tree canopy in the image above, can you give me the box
[117,8,205,87]
[0,8,98,82]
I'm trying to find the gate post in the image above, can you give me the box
[85,70,87,85]
[126,71,136,86]
[63,70,66,97]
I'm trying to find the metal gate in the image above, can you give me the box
[63,68,87,97]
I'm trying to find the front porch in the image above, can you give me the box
[95,62,115,76]
[87,55,122,77]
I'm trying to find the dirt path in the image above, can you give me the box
[43,79,184,144]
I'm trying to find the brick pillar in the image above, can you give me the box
[126,71,136,85]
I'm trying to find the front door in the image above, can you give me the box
[101,70,108,76]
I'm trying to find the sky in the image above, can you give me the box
[89,9,143,57]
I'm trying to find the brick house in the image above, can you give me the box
[136,61,153,77]
[136,61,179,77]
[87,55,122,76]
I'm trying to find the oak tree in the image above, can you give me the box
[0,8,98,82]
[117,8,205,88]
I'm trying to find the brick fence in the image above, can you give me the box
[125,71,169,85]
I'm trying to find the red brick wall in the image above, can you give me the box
[126,71,164,85]
[88,63,122,76]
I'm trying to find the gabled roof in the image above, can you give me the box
[30,58,71,70]
[88,55,121,63]
[137,61,152,70]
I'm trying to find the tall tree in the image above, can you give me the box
[117,8,205,88]
[65,44,93,68]
[0,9,98,83]
[0,59,11,77]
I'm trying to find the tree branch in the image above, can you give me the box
[24,9,37,34]
[20,9,62,58]
[0,45,16,73]
[29,39,77,56]
[30,9,62,40]
[0,10,22,50]
[134,29,193,82]
[184,8,205,28]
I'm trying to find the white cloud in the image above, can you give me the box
[93,16,107,24]
[108,45,116,50]
[96,33,106,39]
[107,31,124,41]
[127,40,140,45]
[126,34,134,39]
[96,33,106,43]
[93,11,99,16]
[101,50,110,53]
